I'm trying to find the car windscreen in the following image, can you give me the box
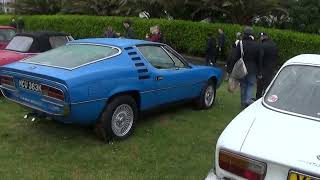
[23,44,120,69]
[5,36,33,52]
[0,29,15,41]
[264,65,320,119]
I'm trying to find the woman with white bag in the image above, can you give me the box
[229,27,262,109]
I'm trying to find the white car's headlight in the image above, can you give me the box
[218,150,267,180]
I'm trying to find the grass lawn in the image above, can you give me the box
[0,83,241,180]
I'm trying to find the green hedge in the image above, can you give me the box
[1,15,319,64]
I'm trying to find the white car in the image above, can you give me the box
[206,54,320,180]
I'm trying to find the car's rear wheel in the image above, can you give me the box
[196,81,216,109]
[95,95,138,141]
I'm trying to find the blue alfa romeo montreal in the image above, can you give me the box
[0,38,222,140]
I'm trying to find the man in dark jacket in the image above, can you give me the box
[17,17,25,33]
[256,32,278,99]
[233,27,262,108]
[206,33,217,66]
[123,19,135,39]
[217,28,226,61]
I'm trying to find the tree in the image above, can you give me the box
[191,0,288,24]
[286,0,320,34]
[13,0,62,15]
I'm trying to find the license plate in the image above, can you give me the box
[289,171,320,180]
[18,79,42,93]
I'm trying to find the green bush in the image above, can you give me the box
[0,15,319,64]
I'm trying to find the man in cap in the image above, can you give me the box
[233,26,262,109]
[256,32,278,99]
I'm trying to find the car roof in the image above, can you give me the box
[0,26,15,29]
[16,31,70,38]
[285,54,320,66]
[70,38,161,48]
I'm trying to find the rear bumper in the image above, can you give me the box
[1,85,70,116]
[1,86,106,125]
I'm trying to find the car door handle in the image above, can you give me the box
[156,76,164,81]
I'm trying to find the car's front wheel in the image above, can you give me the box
[196,81,216,109]
[95,95,138,141]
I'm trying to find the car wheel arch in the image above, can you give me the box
[107,90,141,110]
[209,76,217,85]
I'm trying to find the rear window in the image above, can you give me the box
[24,44,120,69]
[5,36,33,52]
[264,65,320,119]
[49,36,69,48]
[0,29,15,41]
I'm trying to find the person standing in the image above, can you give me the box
[256,32,278,99]
[205,32,217,66]
[104,26,119,38]
[123,19,135,39]
[226,32,242,79]
[146,25,164,43]
[233,27,261,109]
[17,17,25,33]
[217,28,226,61]
[9,18,17,29]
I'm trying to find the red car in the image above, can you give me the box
[0,26,16,49]
[0,31,73,66]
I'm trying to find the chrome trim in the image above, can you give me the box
[41,98,65,107]
[262,63,320,122]
[0,88,66,116]
[140,81,205,94]
[71,97,109,105]
[22,43,122,71]
[0,84,17,92]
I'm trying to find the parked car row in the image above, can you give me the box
[0,30,319,179]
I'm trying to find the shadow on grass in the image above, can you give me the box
[15,101,197,143]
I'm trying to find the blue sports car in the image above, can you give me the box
[0,38,223,140]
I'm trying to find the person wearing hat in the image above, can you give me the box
[232,26,262,109]
[256,32,278,99]
[123,19,136,39]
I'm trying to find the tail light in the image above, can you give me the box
[41,84,64,101]
[219,150,267,180]
[0,75,15,88]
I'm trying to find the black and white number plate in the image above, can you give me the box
[19,80,42,93]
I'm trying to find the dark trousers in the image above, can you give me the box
[216,47,226,61]
[256,74,273,99]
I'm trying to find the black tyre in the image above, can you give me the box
[95,95,138,141]
[196,81,216,109]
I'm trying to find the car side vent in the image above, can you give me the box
[124,47,133,50]
[125,47,151,80]
[135,63,145,67]
[139,75,150,80]
[132,57,141,61]
[128,52,137,56]
[137,69,148,73]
